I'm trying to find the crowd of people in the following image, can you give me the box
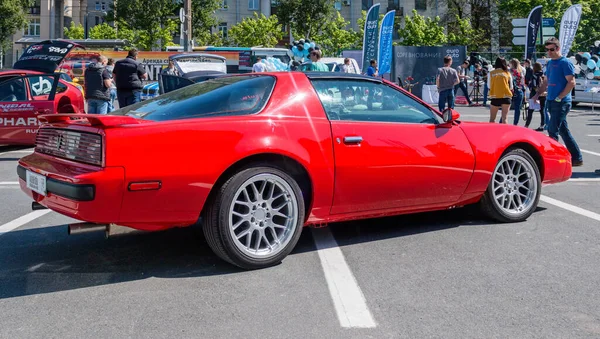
[437,37,584,167]
[83,48,148,114]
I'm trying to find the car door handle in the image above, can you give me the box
[343,136,363,144]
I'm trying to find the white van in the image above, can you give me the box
[321,57,361,73]
[300,57,361,73]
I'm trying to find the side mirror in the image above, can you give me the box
[442,108,460,123]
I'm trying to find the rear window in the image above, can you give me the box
[112,75,275,121]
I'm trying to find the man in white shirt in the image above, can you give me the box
[252,57,266,73]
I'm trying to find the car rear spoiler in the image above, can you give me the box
[39,114,143,127]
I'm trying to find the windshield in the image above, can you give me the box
[111,75,276,121]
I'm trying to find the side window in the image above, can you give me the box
[27,75,56,99]
[116,75,275,121]
[56,81,68,94]
[0,78,28,102]
[311,79,441,124]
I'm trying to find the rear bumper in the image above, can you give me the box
[17,165,95,201]
[18,153,125,223]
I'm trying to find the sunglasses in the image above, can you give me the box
[545,47,556,52]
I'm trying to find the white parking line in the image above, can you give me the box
[567,178,600,182]
[311,227,376,328]
[0,182,19,185]
[581,149,600,157]
[540,195,600,222]
[587,135,600,137]
[0,210,51,237]
[0,149,33,156]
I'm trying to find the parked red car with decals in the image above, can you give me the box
[0,40,85,145]
[18,72,572,269]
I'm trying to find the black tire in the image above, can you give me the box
[479,148,541,223]
[202,166,305,270]
[571,101,579,108]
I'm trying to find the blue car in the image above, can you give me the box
[141,81,160,101]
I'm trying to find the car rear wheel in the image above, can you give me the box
[202,166,305,269]
[479,149,541,222]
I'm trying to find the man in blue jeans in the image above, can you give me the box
[544,37,583,166]
[112,48,147,108]
[436,55,460,112]
[84,55,112,114]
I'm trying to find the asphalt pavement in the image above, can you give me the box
[1,104,599,339]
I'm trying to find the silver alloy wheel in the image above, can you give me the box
[228,173,299,259]
[492,154,538,216]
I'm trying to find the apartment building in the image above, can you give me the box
[214,0,445,40]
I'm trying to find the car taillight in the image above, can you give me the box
[35,128,104,166]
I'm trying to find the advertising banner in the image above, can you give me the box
[525,6,543,60]
[377,10,396,75]
[392,46,467,99]
[559,4,583,56]
[362,3,381,74]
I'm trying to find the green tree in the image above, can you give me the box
[314,12,357,56]
[499,0,600,52]
[397,10,447,46]
[229,13,284,47]
[109,0,179,50]
[447,16,488,50]
[275,0,336,39]
[192,0,222,45]
[0,0,33,52]
[89,23,116,39]
[63,22,85,40]
[88,21,135,46]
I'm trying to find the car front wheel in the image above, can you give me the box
[203,166,305,269]
[479,149,541,222]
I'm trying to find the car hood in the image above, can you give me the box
[13,40,85,73]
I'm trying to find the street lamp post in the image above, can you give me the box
[85,10,107,39]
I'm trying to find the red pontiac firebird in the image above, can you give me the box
[18,72,572,269]
[0,40,85,145]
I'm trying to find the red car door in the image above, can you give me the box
[0,74,60,145]
[309,78,475,215]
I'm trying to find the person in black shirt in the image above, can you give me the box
[84,55,112,114]
[523,59,534,86]
[474,63,489,106]
[112,48,147,108]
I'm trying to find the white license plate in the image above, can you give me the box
[26,170,47,196]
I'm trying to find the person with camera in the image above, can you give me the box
[474,63,488,106]
[525,62,547,131]
[454,60,474,106]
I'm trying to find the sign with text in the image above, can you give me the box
[392,46,467,99]
[361,3,381,74]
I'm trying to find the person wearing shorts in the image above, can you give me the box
[488,57,513,123]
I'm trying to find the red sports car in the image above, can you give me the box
[0,40,85,145]
[18,72,572,269]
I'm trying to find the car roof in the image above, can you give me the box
[301,72,380,82]
[0,69,42,76]
[170,53,227,61]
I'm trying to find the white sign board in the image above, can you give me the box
[512,27,556,36]
[511,18,528,27]
[512,36,556,45]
